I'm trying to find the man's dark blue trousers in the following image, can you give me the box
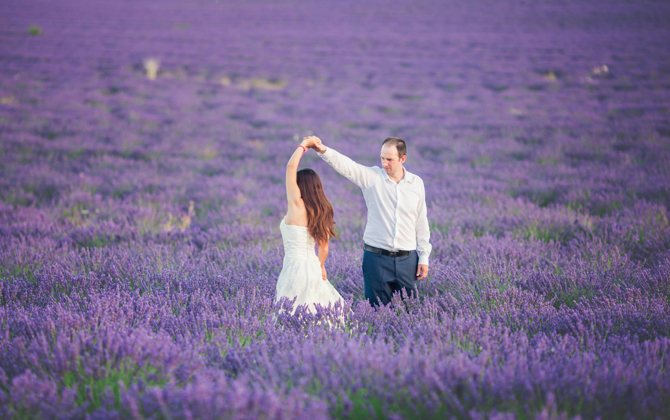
[362,247,419,306]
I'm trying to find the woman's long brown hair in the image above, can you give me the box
[296,168,338,245]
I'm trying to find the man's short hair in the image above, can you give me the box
[382,137,407,159]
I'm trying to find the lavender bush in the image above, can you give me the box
[1,0,669,418]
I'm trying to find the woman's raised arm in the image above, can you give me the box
[286,136,317,206]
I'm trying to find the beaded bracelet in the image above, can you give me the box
[298,145,307,153]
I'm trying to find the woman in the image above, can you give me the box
[275,136,344,315]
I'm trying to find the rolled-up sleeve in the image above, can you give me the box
[415,180,432,266]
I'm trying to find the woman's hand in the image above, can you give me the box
[321,264,327,281]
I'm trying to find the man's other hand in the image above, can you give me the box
[416,264,429,280]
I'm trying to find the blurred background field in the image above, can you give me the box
[1,0,670,419]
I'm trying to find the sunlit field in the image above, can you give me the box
[1,0,670,419]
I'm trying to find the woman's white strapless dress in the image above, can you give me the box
[275,216,344,314]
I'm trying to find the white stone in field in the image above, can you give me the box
[143,58,160,80]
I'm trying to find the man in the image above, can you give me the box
[310,136,431,306]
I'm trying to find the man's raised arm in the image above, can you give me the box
[312,138,376,189]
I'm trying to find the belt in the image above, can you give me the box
[364,244,411,257]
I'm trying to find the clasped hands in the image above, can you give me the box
[301,136,325,153]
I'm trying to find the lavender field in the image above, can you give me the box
[1,0,670,418]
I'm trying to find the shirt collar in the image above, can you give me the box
[403,168,416,183]
[384,166,415,184]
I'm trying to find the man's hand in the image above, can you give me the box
[321,265,327,281]
[312,137,327,153]
[416,264,429,280]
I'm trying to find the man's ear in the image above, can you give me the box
[400,155,407,164]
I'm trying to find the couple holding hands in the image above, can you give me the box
[275,135,431,313]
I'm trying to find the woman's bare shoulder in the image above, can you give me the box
[285,200,308,226]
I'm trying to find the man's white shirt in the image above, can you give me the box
[318,147,432,266]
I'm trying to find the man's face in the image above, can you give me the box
[380,144,406,176]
